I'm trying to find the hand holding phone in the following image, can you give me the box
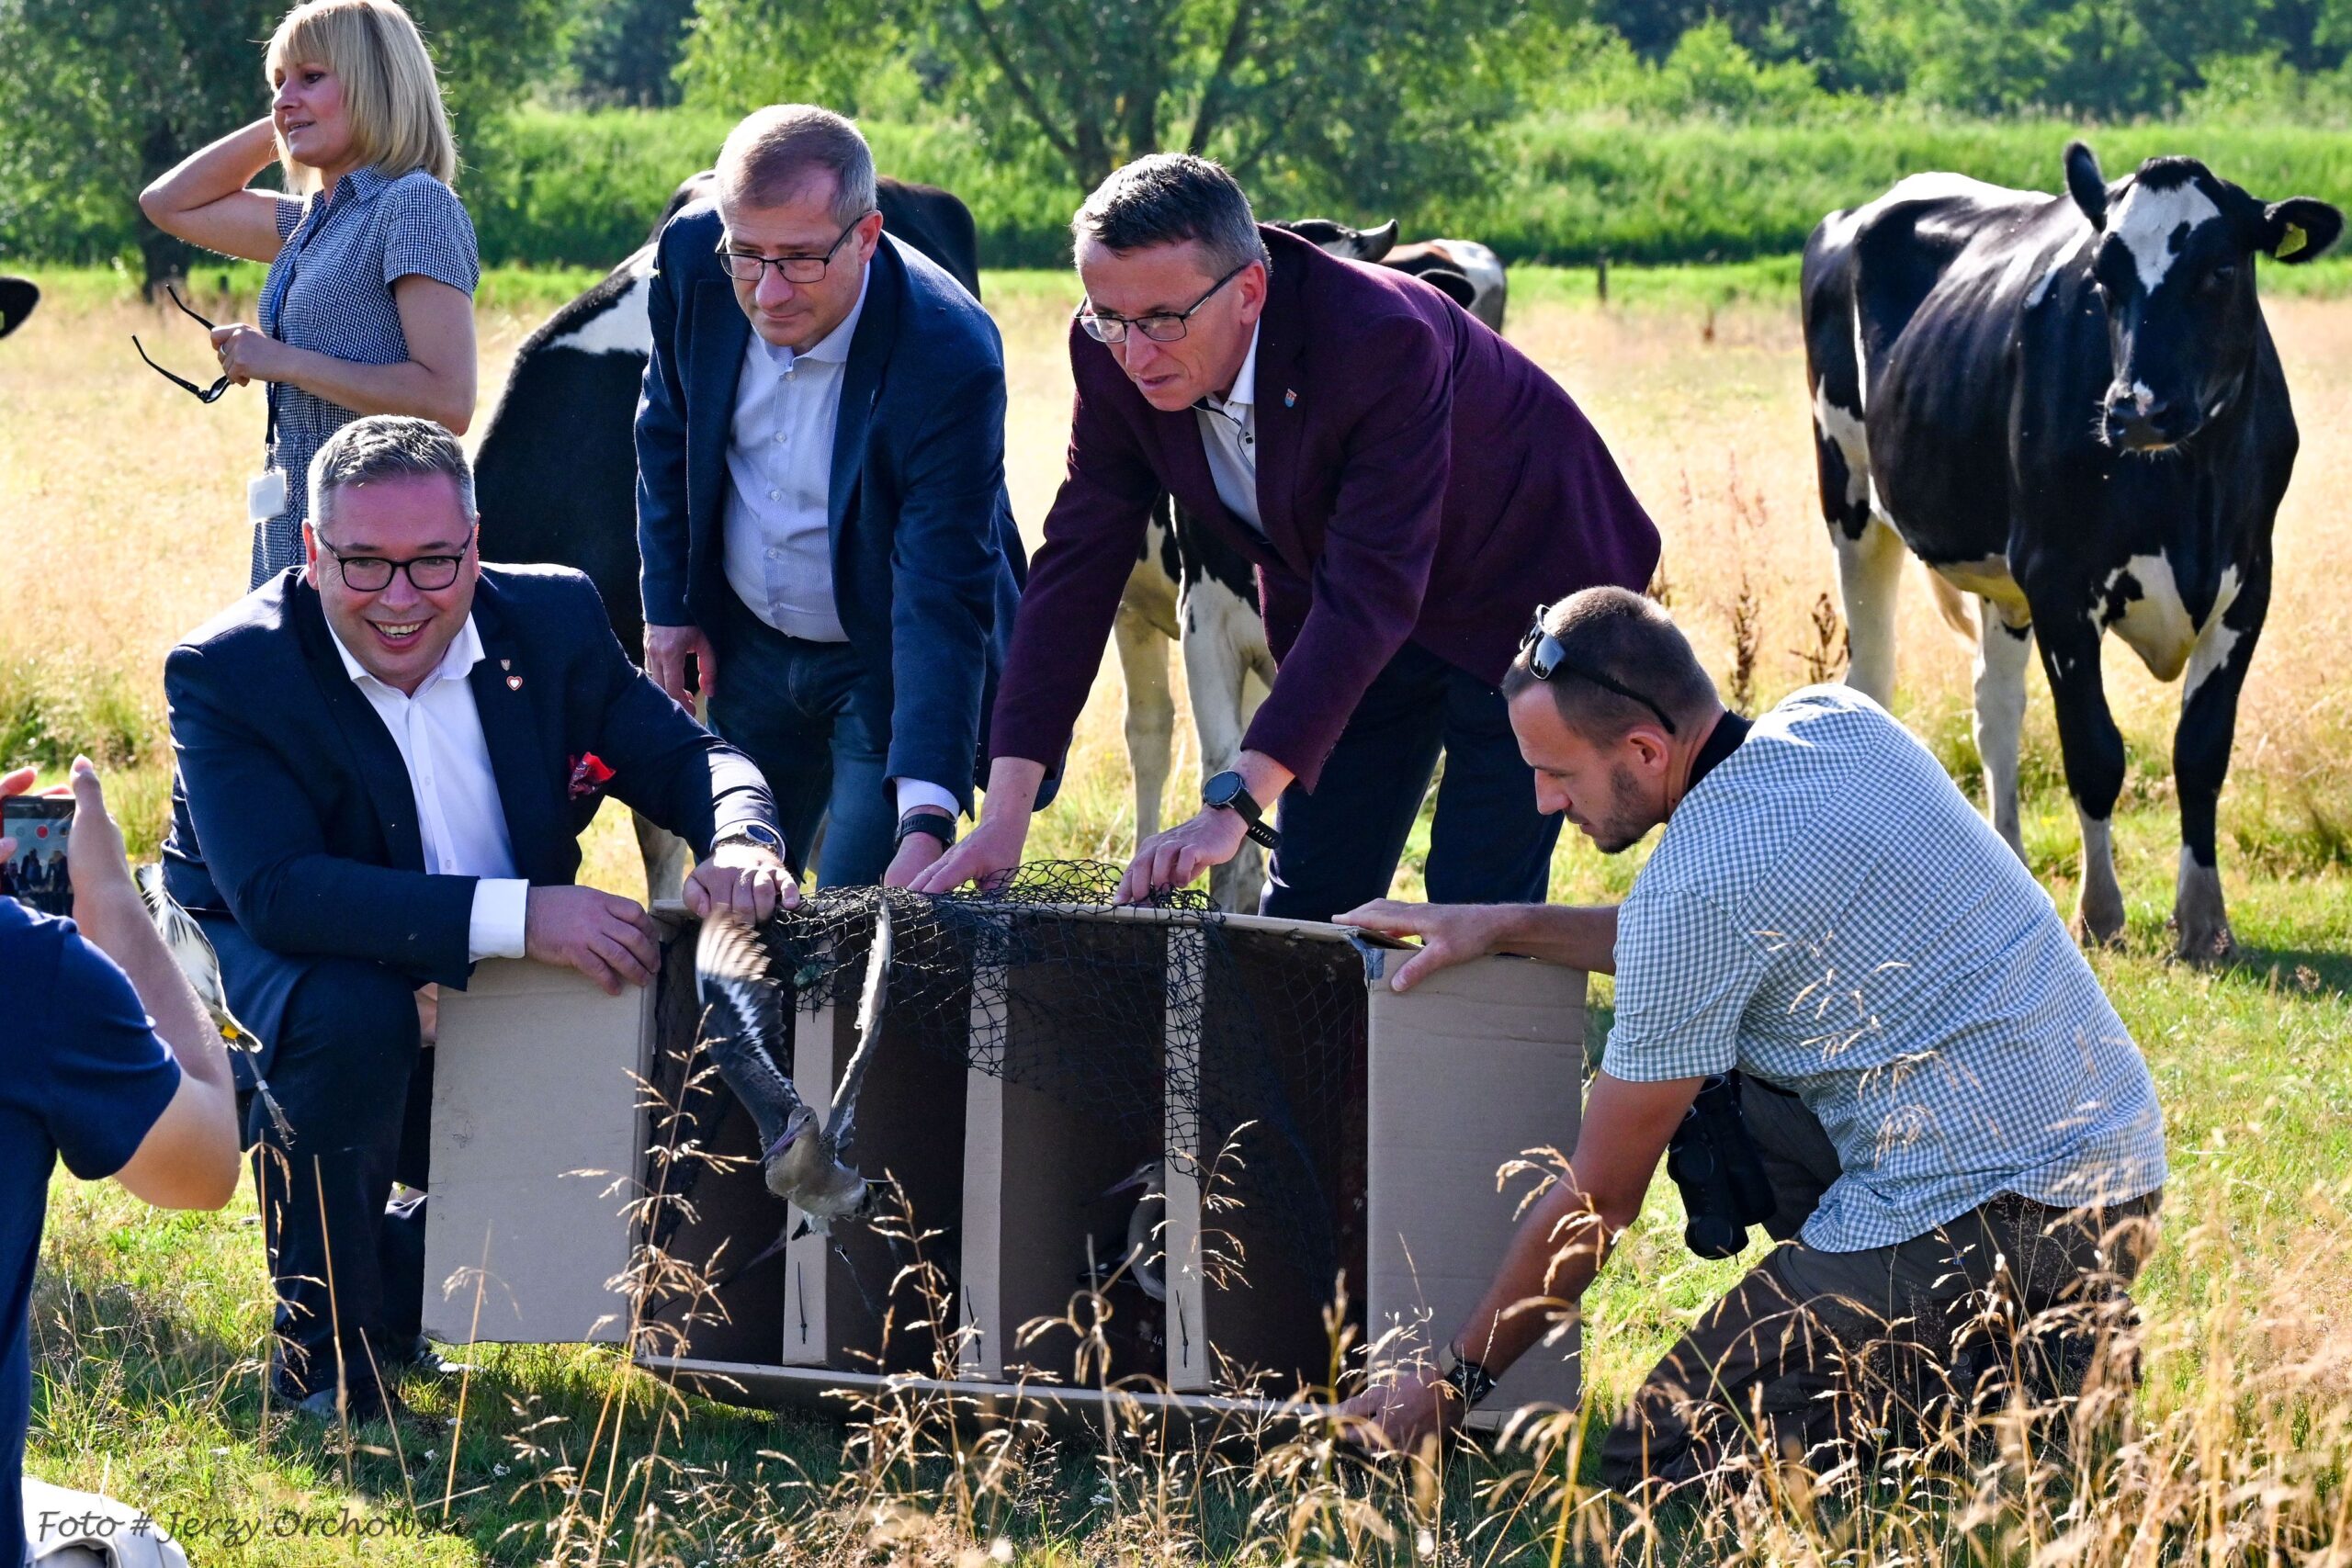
[1,793,75,916]
[2,759,137,919]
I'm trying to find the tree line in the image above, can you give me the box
[6,0,2352,281]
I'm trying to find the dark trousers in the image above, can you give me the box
[1599,1082,2164,1491]
[1260,640,1561,923]
[707,592,894,888]
[244,957,434,1402]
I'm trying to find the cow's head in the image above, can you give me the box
[0,276,36,340]
[2065,141,2342,453]
[1274,218,1398,263]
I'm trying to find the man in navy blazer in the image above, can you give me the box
[163,416,790,1422]
[635,105,1024,890]
[920,155,1661,918]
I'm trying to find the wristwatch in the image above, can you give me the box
[712,820,786,857]
[1437,1342,1498,1410]
[896,808,956,852]
[1202,770,1281,850]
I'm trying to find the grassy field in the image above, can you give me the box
[6,265,2352,1563]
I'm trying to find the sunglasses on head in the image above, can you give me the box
[131,285,232,403]
[1519,613,1679,735]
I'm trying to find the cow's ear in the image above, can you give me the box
[1361,219,1399,262]
[2064,141,2109,229]
[2261,197,2344,265]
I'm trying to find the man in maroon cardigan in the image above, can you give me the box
[916,155,1660,918]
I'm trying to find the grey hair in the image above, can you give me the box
[1499,586,1718,740]
[715,105,877,226]
[308,414,474,533]
[1072,152,1269,275]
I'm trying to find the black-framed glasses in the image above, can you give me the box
[131,285,232,402]
[1520,614,1679,734]
[716,211,876,285]
[319,540,469,593]
[1078,259,1252,344]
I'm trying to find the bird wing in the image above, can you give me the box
[137,863,254,1043]
[821,894,894,1157]
[695,913,810,1156]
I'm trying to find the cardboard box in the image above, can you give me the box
[424,904,1586,1426]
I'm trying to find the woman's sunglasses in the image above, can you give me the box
[131,285,233,402]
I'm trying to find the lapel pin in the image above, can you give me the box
[507,675,524,691]
[500,658,512,671]
[1284,388,1297,408]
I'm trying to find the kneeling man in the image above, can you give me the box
[1341,587,2166,1486]
[163,415,793,1421]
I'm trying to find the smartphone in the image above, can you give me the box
[1,795,74,917]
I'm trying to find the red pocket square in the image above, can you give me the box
[568,752,616,800]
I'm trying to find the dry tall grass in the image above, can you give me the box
[10,275,2352,1564]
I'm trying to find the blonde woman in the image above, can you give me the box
[140,0,478,587]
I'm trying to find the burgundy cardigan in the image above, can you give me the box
[988,224,1661,792]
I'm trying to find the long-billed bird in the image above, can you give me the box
[136,863,293,1144]
[695,897,895,1236]
[1102,1157,1168,1303]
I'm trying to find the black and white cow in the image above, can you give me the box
[1803,143,2342,961]
[0,276,37,338]
[470,172,980,894]
[1273,218,1508,331]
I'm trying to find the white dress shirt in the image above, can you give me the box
[326,614,529,962]
[722,268,867,645]
[717,266,959,824]
[1193,321,1264,535]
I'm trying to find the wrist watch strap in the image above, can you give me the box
[1438,1344,1498,1409]
[897,809,956,851]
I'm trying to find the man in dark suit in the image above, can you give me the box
[918,154,1662,918]
[163,415,791,1422]
[635,104,1025,890]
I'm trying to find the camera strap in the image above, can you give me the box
[1684,710,1753,796]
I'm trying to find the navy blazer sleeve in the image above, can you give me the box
[165,643,480,986]
[636,221,695,630]
[882,354,1014,802]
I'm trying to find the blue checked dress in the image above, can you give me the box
[253,164,479,586]
[1603,685,2167,1251]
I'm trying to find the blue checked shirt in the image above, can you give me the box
[1603,685,2166,1252]
[255,164,479,586]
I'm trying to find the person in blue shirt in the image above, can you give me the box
[3,761,242,1567]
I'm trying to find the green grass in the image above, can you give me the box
[24,761,2352,1562]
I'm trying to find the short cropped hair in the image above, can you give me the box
[309,414,474,532]
[1072,153,1270,274]
[266,0,458,190]
[1500,587,1719,741]
[715,105,877,226]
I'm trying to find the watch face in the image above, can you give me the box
[1204,771,1242,808]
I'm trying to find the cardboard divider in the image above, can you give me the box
[1182,924,1371,1398]
[781,993,970,1374]
[958,912,1170,1388]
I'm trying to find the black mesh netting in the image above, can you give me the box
[654,862,1374,1320]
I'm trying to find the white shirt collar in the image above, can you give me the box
[1209,320,1261,416]
[327,610,486,694]
[752,259,873,372]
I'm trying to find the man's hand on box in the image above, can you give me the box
[684,840,798,923]
[1336,1363,1464,1457]
[526,885,661,996]
[1333,899,1507,993]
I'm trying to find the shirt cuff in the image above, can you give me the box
[468,878,530,963]
[892,779,960,820]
